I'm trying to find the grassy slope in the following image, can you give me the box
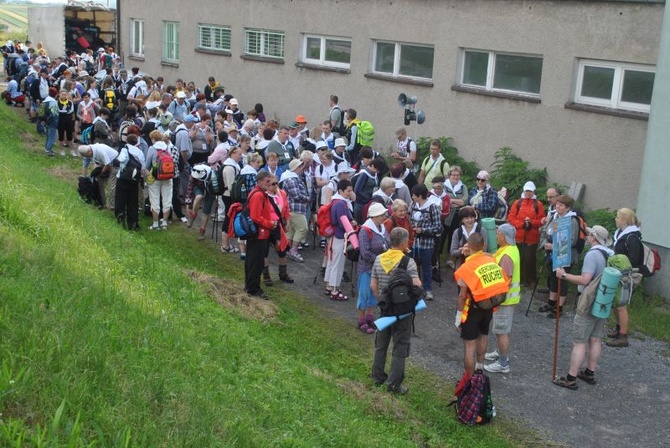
[0,106,540,447]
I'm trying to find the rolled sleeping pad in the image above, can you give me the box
[340,215,358,249]
[481,218,497,253]
[374,299,427,331]
[591,267,621,319]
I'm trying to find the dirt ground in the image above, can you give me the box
[239,230,670,448]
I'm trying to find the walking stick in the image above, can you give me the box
[552,277,561,380]
[525,255,543,316]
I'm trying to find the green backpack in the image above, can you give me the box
[356,120,375,147]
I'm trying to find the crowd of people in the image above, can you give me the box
[3,40,650,396]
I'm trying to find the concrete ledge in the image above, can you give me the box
[451,85,541,103]
[295,62,350,74]
[364,73,434,87]
[240,55,285,65]
[564,102,649,121]
[195,48,232,57]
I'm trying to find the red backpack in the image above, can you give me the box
[316,199,342,237]
[154,149,175,180]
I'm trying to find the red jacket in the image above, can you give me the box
[247,186,274,240]
[508,197,546,244]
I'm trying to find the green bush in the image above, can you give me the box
[585,208,617,234]
[489,147,548,202]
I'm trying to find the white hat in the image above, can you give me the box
[523,181,536,192]
[176,91,186,99]
[289,159,304,172]
[336,162,355,174]
[154,141,167,150]
[191,164,211,180]
[229,98,238,106]
[368,203,388,218]
[334,137,346,148]
[315,141,328,151]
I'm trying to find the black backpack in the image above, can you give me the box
[379,256,424,318]
[118,150,143,182]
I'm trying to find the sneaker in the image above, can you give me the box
[288,250,304,263]
[425,291,434,301]
[387,384,409,395]
[160,220,168,230]
[484,349,500,361]
[483,360,510,373]
[319,239,326,248]
[198,228,206,240]
[577,369,597,385]
[553,376,578,390]
[180,216,188,223]
[148,224,159,230]
[220,245,240,253]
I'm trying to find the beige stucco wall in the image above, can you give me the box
[120,0,663,210]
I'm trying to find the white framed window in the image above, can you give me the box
[302,35,351,68]
[372,40,434,80]
[162,21,180,64]
[460,49,543,96]
[244,28,284,60]
[575,60,655,113]
[130,19,144,57]
[198,24,231,52]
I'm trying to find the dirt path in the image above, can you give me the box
[255,233,670,448]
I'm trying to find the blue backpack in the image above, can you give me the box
[81,126,94,144]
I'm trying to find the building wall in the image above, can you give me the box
[120,0,663,210]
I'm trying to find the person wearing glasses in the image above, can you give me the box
[416,139,449,187]
[468,170,498,219]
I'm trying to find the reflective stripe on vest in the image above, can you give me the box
[454,252,510,302]
[495,244,521,305]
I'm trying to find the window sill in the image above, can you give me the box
[161,61,179,68]
[364,73,434,87]
[451,85,541,104]
[240,54,285,65]
[564,102,649,121]
[295,62,350,74]
[128,55,145,62]
[195,48,232,57]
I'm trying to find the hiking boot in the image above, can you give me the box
[279,265,294,284]
[342,271,351,283]
[577,369,597,385]
[553,376,578,390]
[606,334,629,348]
[538,301,556,313]
[425,291,434,301]
[387,384,409,395]
[547,308,562,319]
[484,349,500,361]
[483,360,510,374]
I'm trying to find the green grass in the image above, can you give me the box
[0,108,542,446]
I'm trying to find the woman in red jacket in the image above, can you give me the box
[508,181,546,286]
[245,170,278,299]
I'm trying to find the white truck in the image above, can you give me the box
[28,1,116,58]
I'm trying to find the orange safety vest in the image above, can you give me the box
[454,251,510,302]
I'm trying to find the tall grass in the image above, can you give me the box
[0,105,538,447]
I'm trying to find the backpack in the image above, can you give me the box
[356,120,375,147]
[493,189,508,223]
[170,128,188,146]
[118,119,135,144]
[208,165,225,195]
[345,226,374,262]
[231,191,261,240]
[81,126,94,144]
[378,256,424,318]
[576,250,637,318]
[625,234,662,277]
[231,172,254,203]
[316,200,341,237]
[514,198,539,215]
[154,149,175,180]
[361,196,387,224]
[455,370,494,426]
[118,150,143,182]
[571,213,588,254]
[332,105,346,135]
[104,88,118,112]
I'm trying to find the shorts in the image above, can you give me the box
[549,264,572,296]
[572,312,606,343]
[491,305,515,335]
[460,307,493,341]
[194,186,214,215]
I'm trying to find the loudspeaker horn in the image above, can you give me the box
[416,110,426,124]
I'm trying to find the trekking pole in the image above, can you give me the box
[552,277,561,380]
[525,247,545,316]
